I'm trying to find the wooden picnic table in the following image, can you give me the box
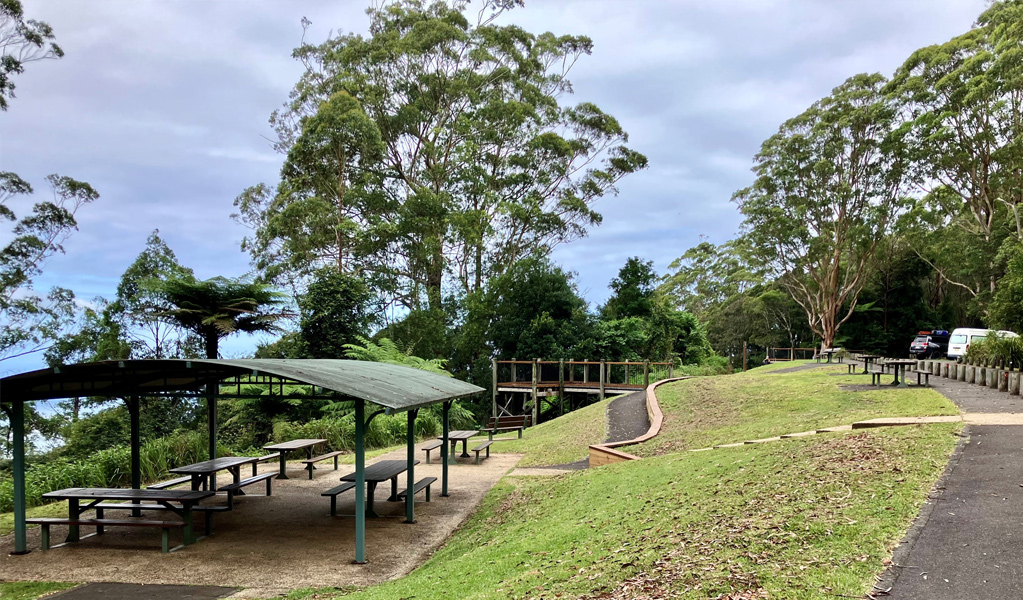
[884,359,919,388]
[441,430,480,460]
[340,459,420,518]
[41,487,213,546]
[263,438,327,480]
[170,456,261,493]
[858,354,882,374]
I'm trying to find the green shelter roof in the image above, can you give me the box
[0,358,484,411]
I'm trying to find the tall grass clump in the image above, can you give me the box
[0,430,214,512]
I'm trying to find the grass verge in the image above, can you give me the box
[495,395,614,467]
[0,581,77,600]
[263,423,959,599]
[634,361,958,455]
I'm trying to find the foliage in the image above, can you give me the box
[0,0,63,111]
[601,257,656,320]
[270,412,442,456]
[990,243,1023,333]
[963,331,1023,367]
[660,239,761,318]
[486,255,592,360]
[0,172,98,362]
[343,336,450,375]
[145,274,291,358]
[734,73,908,350]
[0,582,77,600]
[236,0,647,312]
[299,269,374,358]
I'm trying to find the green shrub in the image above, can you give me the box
[966,332,1023,367]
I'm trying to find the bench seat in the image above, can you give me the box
[26,517,184,553]
[483,415,531,440]
[421,440,443,464]
[300,450,345,479]
[396,477,437,502]
[471,440,493,464]
[322,482,357,516]
[219,472,276,507]
[870,370,886,386]
[147,476,192,490]
[252,453,279,476]
[911,369,931,386]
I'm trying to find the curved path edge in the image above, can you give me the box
[588,377,685,467]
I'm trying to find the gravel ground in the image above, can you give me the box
[0,449,521,595]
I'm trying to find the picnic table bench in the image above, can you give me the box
[263,438,327,480]
[322,482,357,517]
[147,476,192,490]
[421,439,443,464]
[471,440,493,464]
[396,476,437,502]
[38,487,213,552]
[27,517,185,553]
[483,415,531,440]
[299,450,345,479]
[219,472,276,507]
[911,368,931,386]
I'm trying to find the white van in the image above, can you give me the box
[947,328,1019,360]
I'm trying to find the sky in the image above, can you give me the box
[1,0,989,376]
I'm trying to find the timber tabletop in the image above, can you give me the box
[341,459,420,482]
[169,456,259,473]
[263,438,327,451]
[444,430,479,441]
[42,487,214,502]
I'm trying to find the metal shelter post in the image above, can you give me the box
[207,384,217,491]
[404,409,417,524]
[129,396,142,517]
[11,400,28,555]
[441,400,451,497]
[354,398,367,563]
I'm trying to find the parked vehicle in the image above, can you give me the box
[909,330,951,359]
[946,328,1019,360]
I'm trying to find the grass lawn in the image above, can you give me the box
[493,395,615,467]
[633,361,958,456]
[264,423,960,599]
[0,581,77,600]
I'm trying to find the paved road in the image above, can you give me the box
[885,371,1023,599]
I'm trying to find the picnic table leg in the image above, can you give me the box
[366,482,380,518]
[460,439,471,459]
[388,475,399,501]
[898,365,909,388]
[861,358,870,375]
[231,466,245,496]
[277,450,289,480]
[182,503,196,545]
[66,499,80,543]
[446,439,458,465]
[306,446,316,478]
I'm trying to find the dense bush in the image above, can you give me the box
[963,332,1023,367]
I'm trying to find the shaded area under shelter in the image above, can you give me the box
[1,359,484,563]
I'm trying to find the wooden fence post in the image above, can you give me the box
[531,359,538,424]
[643,360,650,387]
[491,358,498,420]
[599,360,606,401]
[558,359,565,416]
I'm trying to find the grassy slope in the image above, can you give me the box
[273,424,959,600]
[634,361,958,456]
[495,395,613,467]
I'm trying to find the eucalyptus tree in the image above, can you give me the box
[659,239,761,319]
[0,0,63,111]
[1,173,99,362]
[887,0,1023,298]
[734,73,908,351]
[235,0,647,312]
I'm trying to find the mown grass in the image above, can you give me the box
[494,395,614,467]
[633,361,958,456]
[0,502,69,537]
[264,423,959,599]
[0,581,77,600]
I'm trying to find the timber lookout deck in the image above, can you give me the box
[492,359,674,423]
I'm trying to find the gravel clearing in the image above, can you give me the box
[0,448,521,595]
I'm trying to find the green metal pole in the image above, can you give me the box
[12,401,29,554]
[129,397,142,518]
[354,399,366,563]
[207,385,217,491]
[404,409,416,524]
[441,400,450,497]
